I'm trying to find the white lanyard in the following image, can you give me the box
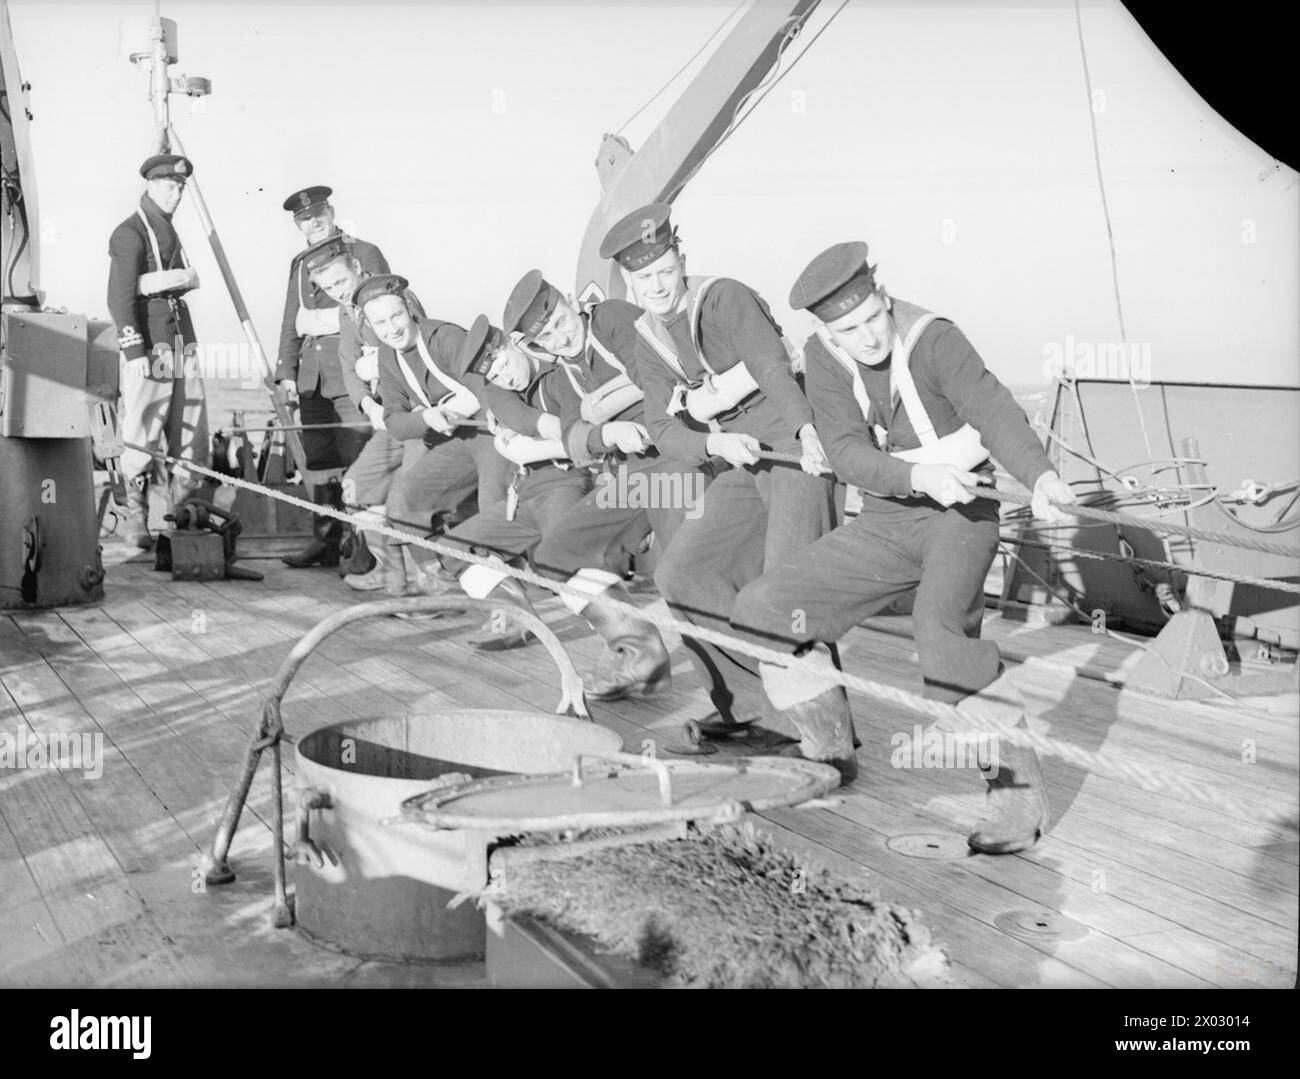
[817,313,939,446]
[135,208,188,272]
[396,329,471,409]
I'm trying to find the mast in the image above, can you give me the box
[576,0,821,301]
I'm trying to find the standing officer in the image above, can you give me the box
[107,153,209,549]
[604,203,836,733]
[358,275,513,596]
[730,242,1076,851]
[276,185,389,567]
[497,268,690,698]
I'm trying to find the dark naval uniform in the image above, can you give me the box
[461,271,673,694]
[731,242,1059,850]
[106,155,209,487]
[732,250,1053,704]
[608,205,836,727]
[440,316,593,576]
[337,272,424,509]
[367,278,513,564]
[275,188,389,474]
[497,272,708,579]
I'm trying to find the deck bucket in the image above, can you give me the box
[291,709,623,961]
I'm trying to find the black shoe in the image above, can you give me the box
[281,538,340,568]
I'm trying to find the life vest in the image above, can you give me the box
[293,256,342,338]
[556,314,645,424]
[396,325,480,419]
[633,277,786,425]
[135,208,199,298]
[815,306,989,471]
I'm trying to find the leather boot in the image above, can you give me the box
[282,481,344,568]
[343,538,393,592]
[967,735,1050,855]
[776,685,858,786]
[338,527,376,577]
[580,583,672,700]
[467,577,536,651]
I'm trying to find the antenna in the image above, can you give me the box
[118,14,210,151]
[117,9,307,477]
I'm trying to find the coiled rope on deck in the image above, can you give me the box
[121,440,1299,832]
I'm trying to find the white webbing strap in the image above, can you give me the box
[135,207,189,272]
[817,313,940,445]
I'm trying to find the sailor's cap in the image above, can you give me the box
[599,202,677,270]
[140,154,193,181]
[352,273,410,309]
[283,185,334,219]
[459,314,506,378]
[789,241,880,322]
[302,236,350,273]
[503,269,562,339]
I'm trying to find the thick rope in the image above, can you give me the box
[121,440,1299,831]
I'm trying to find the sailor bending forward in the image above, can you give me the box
[495,269,691,699]
[730,242,1075,852]
[605,203,837,733]
[359,275,513,597]
[434,316,595,647]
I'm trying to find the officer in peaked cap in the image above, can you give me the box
[105,152,208,549]
[729,240,1077,847]
[139,153,194,182]
[275,186,390,568]
[607,202,836,750]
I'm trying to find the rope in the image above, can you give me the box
[996,543,1244,704]
[759,449,1300,559]
[1074,0,1155,460]
[120,440,1299,831]
[674,0,849,195]
[615,0,748,135]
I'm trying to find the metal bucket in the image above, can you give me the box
[290,709,623,961]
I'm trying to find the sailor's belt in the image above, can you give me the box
[579,376,644,424]
[137,267,199,297]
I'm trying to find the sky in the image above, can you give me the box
[6,0,1297,393]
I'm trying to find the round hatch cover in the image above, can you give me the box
[993,909,1089,942]
[886,832,970,860]
[400,751,841,835]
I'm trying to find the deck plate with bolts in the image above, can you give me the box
[994,909,1089,942]
[886,832,970,860]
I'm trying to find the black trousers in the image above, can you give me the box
[299,390,371,472]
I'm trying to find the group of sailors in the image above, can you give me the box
[108,152,1079,855]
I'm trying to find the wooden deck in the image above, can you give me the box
[1,541,1296,989]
